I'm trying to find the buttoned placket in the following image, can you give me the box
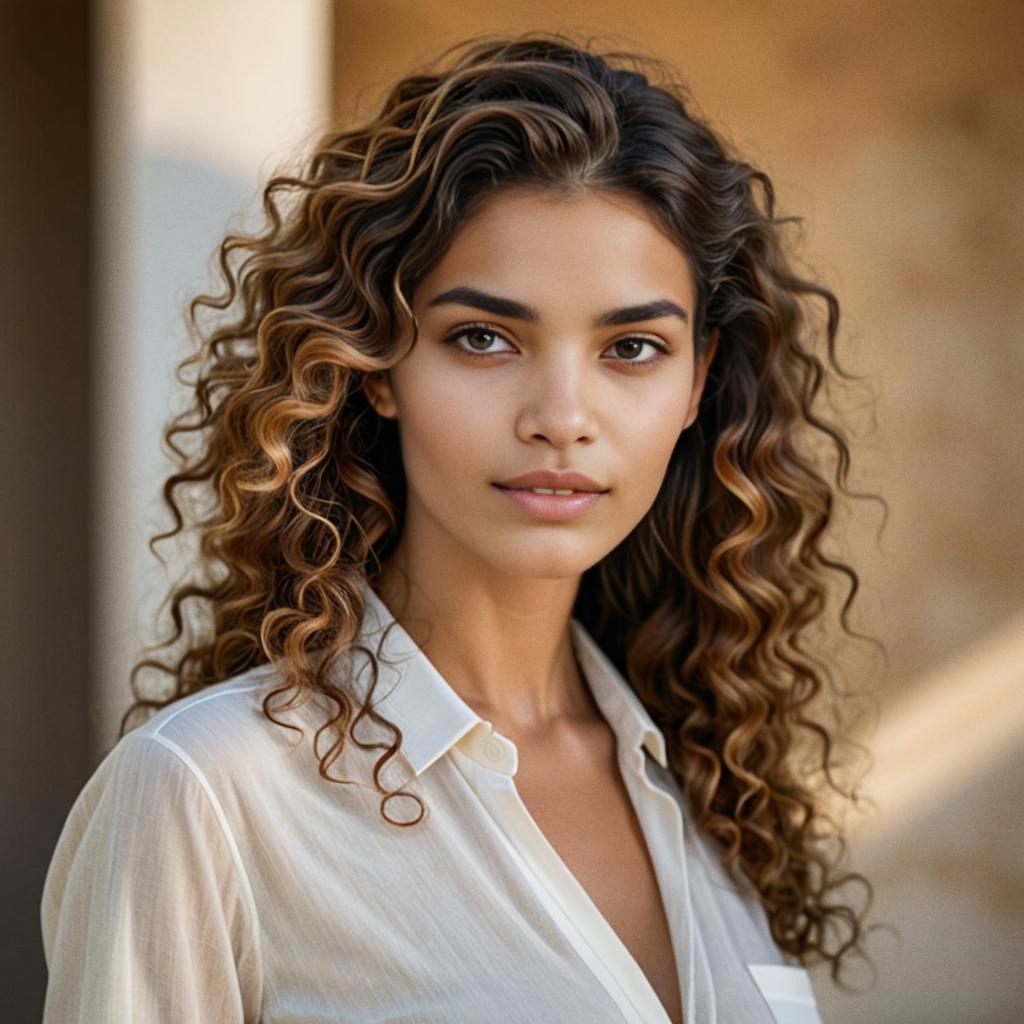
[450,717,705,1024]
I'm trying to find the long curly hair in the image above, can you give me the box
[121,29,887,986]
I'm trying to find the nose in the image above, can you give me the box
[514,357,599,448]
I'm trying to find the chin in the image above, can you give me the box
[478,539,608,580]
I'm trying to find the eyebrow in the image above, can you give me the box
[424,286,689,327]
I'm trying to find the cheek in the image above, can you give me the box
[615,388,691,500]
[393,368,497,488]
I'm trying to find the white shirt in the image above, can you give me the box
[41,577,824,1023]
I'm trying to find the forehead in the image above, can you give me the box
[416,187,696,312]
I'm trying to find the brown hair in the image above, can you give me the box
[122,29,886,986]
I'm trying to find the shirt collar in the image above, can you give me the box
[350,576,668,777]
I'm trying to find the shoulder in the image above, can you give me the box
[122,662,318,787]
[42,666,298,931]
[40,683,267,1014]
[131,663,282,743]
[52,663,328,857]
[53,665,286,838]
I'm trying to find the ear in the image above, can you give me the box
[681,327,720,431]
[361,370,399,420]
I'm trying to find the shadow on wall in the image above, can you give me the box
[99,147,260,753]
[814,728,1024,1024]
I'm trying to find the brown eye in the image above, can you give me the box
[605,337,669,365]
[613,339,644,359]
[443,324,516,359]
[464,329,502,352]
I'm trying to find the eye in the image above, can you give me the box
[603,337,670,365]
[442,323,671,367]
[442,324,516,359]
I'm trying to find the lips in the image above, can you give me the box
[493,483,606,521]
[494,470,607,492]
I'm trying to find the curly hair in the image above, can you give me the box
[121,29,887,987]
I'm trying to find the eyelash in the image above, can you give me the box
[441,323,671,368]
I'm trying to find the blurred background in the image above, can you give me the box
[3,1,1022,1020]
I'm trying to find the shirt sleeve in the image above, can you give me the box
[40,730,263,1023]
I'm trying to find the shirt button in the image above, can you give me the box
[484,737,505,761]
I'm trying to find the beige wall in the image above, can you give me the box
[332,3,1024,1021]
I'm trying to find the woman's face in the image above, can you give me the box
[363,186,718,584]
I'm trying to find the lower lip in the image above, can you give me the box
[492,484,607,521]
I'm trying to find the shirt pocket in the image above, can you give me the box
[745,963,824,1024]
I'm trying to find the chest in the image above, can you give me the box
[511,726,684,1024]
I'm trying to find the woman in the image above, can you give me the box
[41,30,880,1023]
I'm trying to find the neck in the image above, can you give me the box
[371,552,601,735]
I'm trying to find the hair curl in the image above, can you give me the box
[121,29,888,988]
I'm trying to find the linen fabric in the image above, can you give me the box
[41,577,824,1023]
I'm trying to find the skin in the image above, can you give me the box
[362,186,718,741]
